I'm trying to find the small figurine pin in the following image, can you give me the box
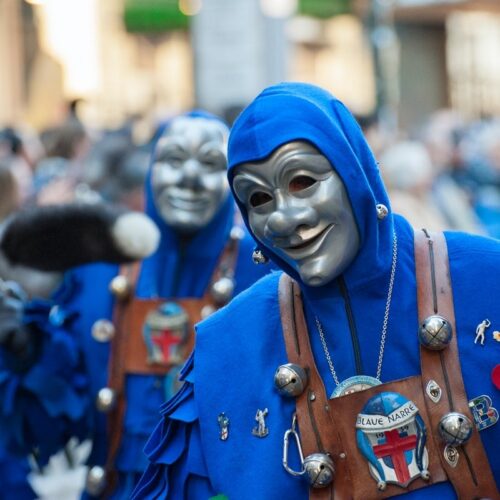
[474,319,491,345]
[252,408,269,437]
[218,413,230,441]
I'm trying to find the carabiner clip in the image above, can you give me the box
[283,413,305,476]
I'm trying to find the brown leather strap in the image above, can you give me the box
[279,274,345,500]
[415,229,499,499]
[278,274,447,499]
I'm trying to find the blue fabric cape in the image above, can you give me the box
[134,83,500,499]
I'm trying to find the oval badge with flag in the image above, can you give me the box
[356,392,430,491]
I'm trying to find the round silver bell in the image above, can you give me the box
[201,304,216,319]
[85,465,106,496]
[303,453,335,488]
[91,319,115,342]
[109,275,131,300]
[96,387,117,413]
[211,277,235,305]
[274,363,308,397]
[376,203,389,220]
[252,249,269,265]
[438,412,473,446]
[418,315,452,350]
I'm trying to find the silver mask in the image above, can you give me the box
[233,141,360,286]
[151,116,229,233]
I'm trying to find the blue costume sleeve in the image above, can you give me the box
[0,278,90,465]
[132,352,217,499]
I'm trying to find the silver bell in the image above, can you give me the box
[438,412,473,446]
[201,304,216,319]
[96,387,117,413]
[252,249,269,265]
[91,319,115,342]
[86,465,106,496]
[376,203,389,220]
[303,453,335,488]
[418,315,452,350]
[211,277,235,305]
[274,363,308,397]
[109,275,131,300]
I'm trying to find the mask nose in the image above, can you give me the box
[264,203,316,240]
[179,159,202,190]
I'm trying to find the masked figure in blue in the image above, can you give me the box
[0,112,270,499]
[133,84,500,499]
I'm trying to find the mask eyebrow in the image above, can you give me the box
[232,171,271,202]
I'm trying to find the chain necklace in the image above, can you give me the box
[315,231,398,392]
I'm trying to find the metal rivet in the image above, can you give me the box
[85,466,106,496]
[96,387,117,413]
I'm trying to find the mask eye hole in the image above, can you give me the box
[249,192,272,208]
[289,175,316,193]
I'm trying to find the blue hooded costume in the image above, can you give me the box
[0,112,269,499]
[133,83,499,499]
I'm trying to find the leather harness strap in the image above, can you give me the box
[277,229,498,499]
[415,229,499,499]
[279,276,445,500]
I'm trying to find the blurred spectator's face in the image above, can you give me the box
[151,117,229,233]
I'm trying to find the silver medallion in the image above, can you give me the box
[330,375,381,398]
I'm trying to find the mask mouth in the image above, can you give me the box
[163,188,211,211]
[277,223,335,258]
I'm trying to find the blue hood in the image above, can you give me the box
[227,82,393,290]
[137,111,234,298]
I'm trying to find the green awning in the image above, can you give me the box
[124,0,189,33]
[298,0,351,18]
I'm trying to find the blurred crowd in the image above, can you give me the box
[1,103,500,242]
[364,109,500,238]
[0,101,152,229]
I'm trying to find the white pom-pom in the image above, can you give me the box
[112,213,160,259]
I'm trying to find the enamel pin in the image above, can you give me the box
[218,413,229,441]
[252,408,269,437]
[474,319,491,345]
[493,331,500,342]
[356,392,430,491]
[425,380,442,404]
[468,395,499,431]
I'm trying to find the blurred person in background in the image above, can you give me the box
[34,116,95,205]
[83,129,149,212]
[460,120,500,238]
[0,128,36,204]
[379,140,448,231]
[0,111,272,499]
[420,109,484,234]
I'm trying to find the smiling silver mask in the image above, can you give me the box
[151,116,229,233]
[232,141,360,286]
